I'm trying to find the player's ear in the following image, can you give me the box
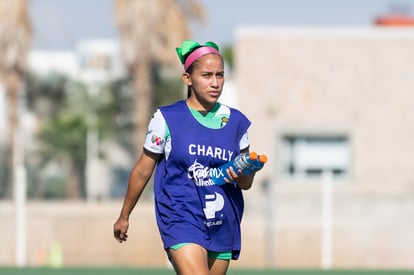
[182,72,192,86]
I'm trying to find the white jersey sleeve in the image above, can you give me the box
[143,109,167,154]
[240,132,250,151]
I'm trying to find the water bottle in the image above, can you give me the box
[210,152,267,185]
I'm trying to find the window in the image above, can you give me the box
[282,135,350,179]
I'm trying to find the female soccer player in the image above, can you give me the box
[114,40,257,275]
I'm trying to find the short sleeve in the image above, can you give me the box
[143,109,167,154]
[239,132,249,151]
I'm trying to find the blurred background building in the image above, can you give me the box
[236,26,414,269]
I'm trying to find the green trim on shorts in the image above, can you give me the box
[208,251,232,260]
[170,243,191,250]
[169,243,232,260]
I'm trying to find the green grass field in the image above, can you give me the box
[0,267,413,275]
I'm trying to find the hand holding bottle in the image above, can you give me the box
[210,152,268,185]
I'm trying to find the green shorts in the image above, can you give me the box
[170,243,232,260]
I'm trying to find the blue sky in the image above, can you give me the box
[29,0,414,49]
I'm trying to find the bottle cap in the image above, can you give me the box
[249,152,258,160]
[259,155,268,163]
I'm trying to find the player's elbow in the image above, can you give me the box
[237,179,254,190]
[237,172,255,190]
[239,184,253,190]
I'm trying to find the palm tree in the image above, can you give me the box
[26,72,134,199]
[114,0,204,150]
[0,0,31,198]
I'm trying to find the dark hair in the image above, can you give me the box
[185,60,198,98]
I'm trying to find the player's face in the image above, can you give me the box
[185,54,224,110]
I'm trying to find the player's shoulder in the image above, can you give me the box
[151,108,166,123]
[216,102,231,116]
[218,102,248,120]
[159,100,186,112]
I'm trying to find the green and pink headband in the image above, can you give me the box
[176,40,221,70]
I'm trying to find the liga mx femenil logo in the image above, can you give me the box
[151,133,164,146]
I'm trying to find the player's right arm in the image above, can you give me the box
[113,109,167,243]
[113,149,159,243]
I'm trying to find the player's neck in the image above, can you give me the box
[185,98,217,113]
